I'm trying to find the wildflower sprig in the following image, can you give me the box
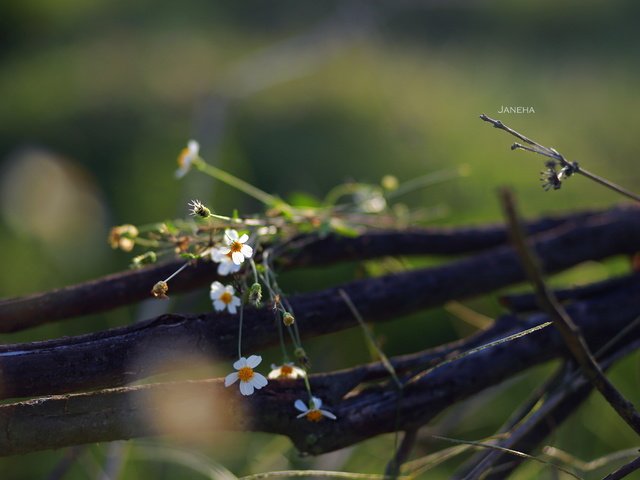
[108,138,465,408]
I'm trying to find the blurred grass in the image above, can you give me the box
[1,1,639,478]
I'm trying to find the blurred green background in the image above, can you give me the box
[1,1,639,478]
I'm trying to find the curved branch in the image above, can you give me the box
[0,280,638,457]
[0,210,639,400]
[0,209,607,332]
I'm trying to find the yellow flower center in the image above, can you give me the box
[280,365,293,376]
[220,292,233,305]
[177,147,190,166]
[238,366,254,382]
[306,410,323,422]
[230,241,243,253]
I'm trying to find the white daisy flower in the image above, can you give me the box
[294,396,337,422]
[210,281,241,314]
[211,248,242,276]
[218,229,253,265]
[224,355,268,396]
[175,140,200,178]
[268,363,306,380]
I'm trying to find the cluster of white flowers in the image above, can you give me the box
[208,228,254,313]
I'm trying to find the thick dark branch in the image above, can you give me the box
[0,208,639,400]
[0,280,638,457]
[0,209,605,332]
[500,273,640,313]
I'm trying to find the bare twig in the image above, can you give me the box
[480,114,640,203]
[500,188,640,435]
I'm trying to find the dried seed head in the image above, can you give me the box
[188,199,211,218]
[152,281,169,299]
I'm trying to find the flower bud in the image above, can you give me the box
[131,251,157,268]
[294,347,311,370]
[282,312,295,326]
[249,283,262,307]
[109,224,139,252]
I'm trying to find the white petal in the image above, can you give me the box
[251,373,268,389]
[268,368,281,379]
[225,229,239,242]
[217,262,230,276]
[294,399,308,412]
[224,372,239,386]
[320,409,337,420]
[239,381,254,396]
[187,140,199,154]
[225,285,235,294]
[231,297,241,308]
[213,300,225,311]
[311,397,323,409]
[219,247,231,255]
[231,252,244,265]
[238,234,249,244]
[175,166,189,179]
[293,367,306,378]
[233,357,247,370]
[246,355,262,368]
[296,412,308,419]
[227,303,237,314]
[240,244,253,258]
[210,281,223,293]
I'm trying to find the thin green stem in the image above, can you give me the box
[194,158,285,208]
[162,262,190,283]
[385,166,468,201]
[237,302,244,359]
[339,289,402,390]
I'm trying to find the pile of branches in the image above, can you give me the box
[1,203,639,478]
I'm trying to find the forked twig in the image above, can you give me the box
[480,114,640,203]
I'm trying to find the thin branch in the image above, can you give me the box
[0,208,608,332]
[385,429,418,478]
[500,188,640,435]
[0,281,638,456]
[480,114,640,202]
